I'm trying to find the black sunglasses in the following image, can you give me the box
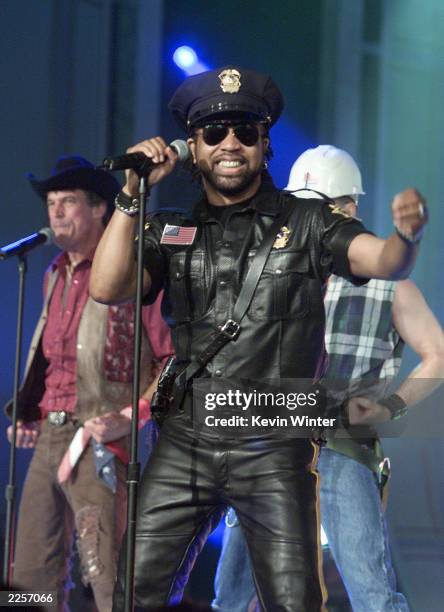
[201,123,261,147]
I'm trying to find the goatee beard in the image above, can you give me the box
[199,164,260,196]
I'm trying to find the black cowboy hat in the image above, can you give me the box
[28,155,121,210]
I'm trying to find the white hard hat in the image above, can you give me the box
[286,144,365,200]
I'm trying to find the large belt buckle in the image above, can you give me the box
[219,319,240,340]
[47,410,68,426]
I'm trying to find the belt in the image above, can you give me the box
[46,411,74,426]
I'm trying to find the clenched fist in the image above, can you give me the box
[392,187,428,242]
[7,419,41,448]
[347,397,391,425]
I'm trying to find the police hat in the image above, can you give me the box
[28,155,121,216]
[168,66,284,131]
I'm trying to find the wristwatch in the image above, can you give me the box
[378,393,408,420]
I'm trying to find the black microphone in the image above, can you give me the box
[99,139,190,172]
[0,227,54,261]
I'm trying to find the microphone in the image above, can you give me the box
[0,227,54,261]
[99,139,190,172]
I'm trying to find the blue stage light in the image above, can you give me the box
[173,46,197,69]
[173,45,210,76]
[206,517,225,548]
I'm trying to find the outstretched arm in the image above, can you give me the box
[347,188,427,279]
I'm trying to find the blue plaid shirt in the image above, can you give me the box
[324,276,404,382]
[323,276,405,460]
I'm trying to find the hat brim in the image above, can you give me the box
[28,167,120,208]
[186,94,271,130]
[190,110,270,130]
[286,188,325,199]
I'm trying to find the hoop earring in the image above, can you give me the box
[262,160,268,170]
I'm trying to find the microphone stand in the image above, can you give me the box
[3,255,27,586]
[124,174,149,612]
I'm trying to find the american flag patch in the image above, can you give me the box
[160,224,197,245]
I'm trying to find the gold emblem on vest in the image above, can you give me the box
[273,226,291,249]
[329,204,351,218]
[219,69,241,93]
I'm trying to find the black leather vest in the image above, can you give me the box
[143,183,369,381]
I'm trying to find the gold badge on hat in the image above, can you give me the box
[219,69,241,93]
[273,226,291,249]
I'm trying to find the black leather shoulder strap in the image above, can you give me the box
[177,194,296,386]
[232,196,295,323]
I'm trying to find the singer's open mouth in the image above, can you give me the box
[214,158,246,174]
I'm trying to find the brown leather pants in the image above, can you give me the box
[13,420,127,612]
[113,410,325,612]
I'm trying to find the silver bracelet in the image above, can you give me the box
[378,393,408,421]
[114,191,140,217]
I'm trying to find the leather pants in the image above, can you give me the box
[112,409,325,612]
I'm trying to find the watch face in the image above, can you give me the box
[392,406,408,421]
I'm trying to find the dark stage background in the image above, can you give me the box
[1,1,443,610]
